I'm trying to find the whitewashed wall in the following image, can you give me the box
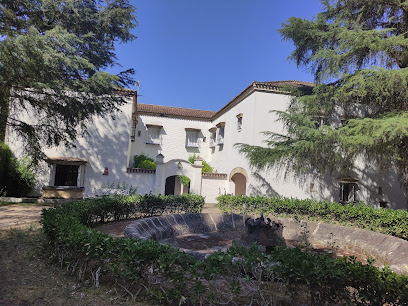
[6,87,407,209]
[129,116,213,167]
[201,177,229,203]
[7,98,142,197]
[200,90,406,209]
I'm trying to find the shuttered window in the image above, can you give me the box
[54,165,79,186]
[186,131,199,147]
[146,127,161,144]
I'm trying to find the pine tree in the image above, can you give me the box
[0,0,137,161]
[236,0,408,207]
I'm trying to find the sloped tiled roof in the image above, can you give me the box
[211,80,315,120]
[255,80,315,88]
[136,80,314,121]
[137,103,216,120]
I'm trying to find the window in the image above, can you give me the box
[340,117,349,127]
[216,122,225,145]
[185,128,200,148]
[338,115,356,128]
[209,128,216,147]
[55,164,79,186]
[339,182,358,203]
[236,113,243,132]
[313,116,328,129]
[146,124,162,145]
[130,119,137,141]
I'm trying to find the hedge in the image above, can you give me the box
[0,143,36,197]
[41,194,408,304]
[217,194,408,240]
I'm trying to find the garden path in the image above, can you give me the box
[0,205,50,231]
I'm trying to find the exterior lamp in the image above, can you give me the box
[177,161,183,170]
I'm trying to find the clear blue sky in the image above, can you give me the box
[109,0,323,111]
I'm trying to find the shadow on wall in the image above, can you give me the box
[297,161,405,210]
[6,99,136,197]
[135,119,165,160]
[244,157,405,209]
[40,104,135,196]
[249,172,280,197]
[355,161,404,210]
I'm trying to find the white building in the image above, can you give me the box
[6,81,407,209]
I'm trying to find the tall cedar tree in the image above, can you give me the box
[0,0,136,162]
[236,0,408,207]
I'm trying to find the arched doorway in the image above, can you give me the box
[229,167,248,196]
[165,175,190,195]
[231,173,246,196]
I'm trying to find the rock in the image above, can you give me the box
[244,215,284,250]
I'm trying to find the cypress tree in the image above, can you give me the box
[236,0,408,207]
[0,0,137,161]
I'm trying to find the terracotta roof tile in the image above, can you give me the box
[255,80,315,88]
[136,80,314,120]
[137,103,216,120]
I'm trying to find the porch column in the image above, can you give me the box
[154,153,165,194]
[191,156,203,195]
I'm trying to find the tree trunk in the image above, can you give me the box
[0,86,11,143]
[404,163,408,210]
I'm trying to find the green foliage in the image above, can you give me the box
[0,142,12,188]
[178,175,190,186]
[217,195,408,240]
[137,160,156,170]
[0,0,137,162]
[0,143,36,197]
[236,0,408,201]
[133,153,156,169]
[41,194,408,304]
[188,154,214,173]
[11,156,36,196]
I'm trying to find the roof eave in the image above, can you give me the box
[136,111,213,121]
[210,81,291,121]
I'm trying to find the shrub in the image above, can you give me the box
[133,153,156,169]
[0,143,13,188]
[137,159,156,170]
[217,194,408,240]
[178,175,190,186]
[188,154,214,173]
[0,143,36,197]
[41,194,408,305]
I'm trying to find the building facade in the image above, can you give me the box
[6,81,407,209]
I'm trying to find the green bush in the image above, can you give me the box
[41,194,408,304]
[188,154,214,173]
[137,159,156,170]
[133,153,156,169]
[0,143,12,188]
[217,194,408,240]
[0,143,36,197]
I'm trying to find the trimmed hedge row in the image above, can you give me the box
[217,194,408,240]
[78,193,205,226]
[41,194,408,304]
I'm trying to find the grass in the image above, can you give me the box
[0,227,152,305]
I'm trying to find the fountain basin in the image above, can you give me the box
[124,213,408,274]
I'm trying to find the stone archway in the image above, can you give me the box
[165,175,190,195]
[154,155,203,195]
[165,176,176,195]
[230,167,248,196]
